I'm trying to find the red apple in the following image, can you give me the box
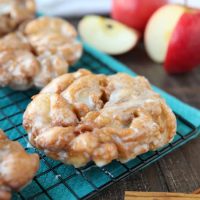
[165,11,200,73]
[112,0,168,32]
[145,4,200,73]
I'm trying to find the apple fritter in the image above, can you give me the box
[0,130,39,200]
[25,17,82,65]
[23,69,176,168]
[0,0,35,36]
[0,17,82,90]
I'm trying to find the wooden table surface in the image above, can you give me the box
[70,18,200,200]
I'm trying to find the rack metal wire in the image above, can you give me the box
[0,49,199,200]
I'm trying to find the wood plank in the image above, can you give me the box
[94,163,168,200]
[158,147,200,193]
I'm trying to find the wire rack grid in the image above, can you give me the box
[0,48,199,200]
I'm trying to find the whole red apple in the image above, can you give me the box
[111,0,168,32]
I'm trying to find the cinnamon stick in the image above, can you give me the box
[193,188,200,194]
[125,191,200,200]
[125,197,200,200]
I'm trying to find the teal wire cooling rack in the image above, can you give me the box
[0,44,199,200]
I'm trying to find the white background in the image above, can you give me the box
[36,0,200,17]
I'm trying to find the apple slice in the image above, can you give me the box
[78,15,140,55]
[144,5,186,63]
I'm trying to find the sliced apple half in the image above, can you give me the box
[164,11,200,73]
[78,15,140,55]
[145,4,200,73]
[144,5,186,63]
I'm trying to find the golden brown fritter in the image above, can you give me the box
[23,69,176,168]
[0,130,39,200]
[0,49,40,90]
[0,0,35,36]
[25,17,82,65]
[0,17,82,90]
[25,16,77,38]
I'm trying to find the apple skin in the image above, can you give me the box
[165,11,200,73]
[112,0,168,32]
